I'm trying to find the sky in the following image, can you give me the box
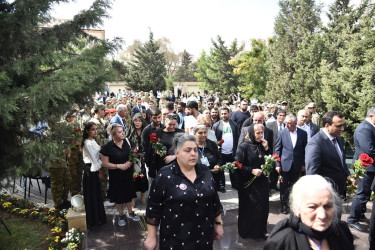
[50,0,359,59]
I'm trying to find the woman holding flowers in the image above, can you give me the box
[152,114,183,174]
[81,122,106,228]
[193,124,222,190]
[125,113,149,204]
[235,123,271,239]
[100,123,139,227]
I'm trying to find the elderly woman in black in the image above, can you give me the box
[153,114,183,173]
[264,175,354,250]
[125,113,148,204]
[193,124,222,190]
[235,123,271,239]
[144,134,223,250]
[100,123,140,227]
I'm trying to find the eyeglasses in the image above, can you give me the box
[166,114,178,120]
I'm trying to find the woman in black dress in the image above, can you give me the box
[153,114,183,173]
[125,113,148,204]
[100,123,139,227]
[82,122,106,228]
[235,123,271,239]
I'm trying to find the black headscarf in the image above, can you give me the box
[247,123,263,146]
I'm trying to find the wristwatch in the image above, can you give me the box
[214,220,223,225]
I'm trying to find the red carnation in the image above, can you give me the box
[149,133,157,139]
[359,153,374,167]
[272,153,281,163]
[234,161,243,170]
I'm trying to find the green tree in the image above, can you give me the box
[266,0,321,111]
[125,31,167,91]
[195,36,244,96]
[0,0,119,181]
[320,0,375,144]
[174,50,197,82]
[229,39,268,100]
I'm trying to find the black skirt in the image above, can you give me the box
[83,164,106,228]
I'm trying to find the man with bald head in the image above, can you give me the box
[238,112,274,152]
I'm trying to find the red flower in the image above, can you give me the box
[234,161,243,170]
[149,133,157,139]
[272,153,281,163]
[280,178,284,183]
[190,127,194,130]
[150,137,159,142]
[359,153,374,167]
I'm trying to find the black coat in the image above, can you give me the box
[264,217,354,250]
[212,120,239,157]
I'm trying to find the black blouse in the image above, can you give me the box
[100,139,134,180]
[197,139,222,169]
[146,162,223,250]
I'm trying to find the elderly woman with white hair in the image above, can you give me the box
[264,175,354,250]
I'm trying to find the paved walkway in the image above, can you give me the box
[5,174,372,249]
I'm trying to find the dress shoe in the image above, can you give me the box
[281,205,290,214]
[359,216,370,225]
[219,187,226,193]
[347,222,368,233]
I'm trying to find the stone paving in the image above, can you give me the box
[5,173,373,249]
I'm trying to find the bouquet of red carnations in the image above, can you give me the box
[149,133,166,158]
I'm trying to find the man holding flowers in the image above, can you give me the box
[347,107,375,232]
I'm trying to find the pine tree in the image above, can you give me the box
[195,36,244,96]
[320,0,375,144]
[266,0,321,111]
[125,31,167,92]
[174,50,197,82]
[0,0,119,181]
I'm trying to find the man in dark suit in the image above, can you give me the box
[306,111,350,200]
[167,91,175,102]
[266,109,287,152]
[275,114,308,214]
[212,107,239,191]
[131,98,146,117]
[347,107,375,232]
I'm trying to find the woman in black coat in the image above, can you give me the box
[235,123,271,239]
[264,175,354,250]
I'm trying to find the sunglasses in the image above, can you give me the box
[166,114,178,120]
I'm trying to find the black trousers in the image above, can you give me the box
[348,172,375,223]
[280,166,300,205]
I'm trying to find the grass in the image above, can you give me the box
[0,210,50,250]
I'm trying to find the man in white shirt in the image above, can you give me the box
[184,101,202,134]
[275,114,307,214]
[212,107,240,192]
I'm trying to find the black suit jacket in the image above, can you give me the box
[238,125,274,153]
[212,120,239,156]
[306,130,350,196]
[353,120,375,172]
[131,105,146,117]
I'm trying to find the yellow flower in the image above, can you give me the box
[2,202,12,208]
[55,236,60,243]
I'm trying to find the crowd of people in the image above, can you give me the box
[49,87,375,249]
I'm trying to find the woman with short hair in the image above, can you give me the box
[144,134,223,250]
[264,175,354,250]
[193,124,221,190]
[100,123,140,227]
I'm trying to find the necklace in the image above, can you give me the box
[256,145,262,158]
